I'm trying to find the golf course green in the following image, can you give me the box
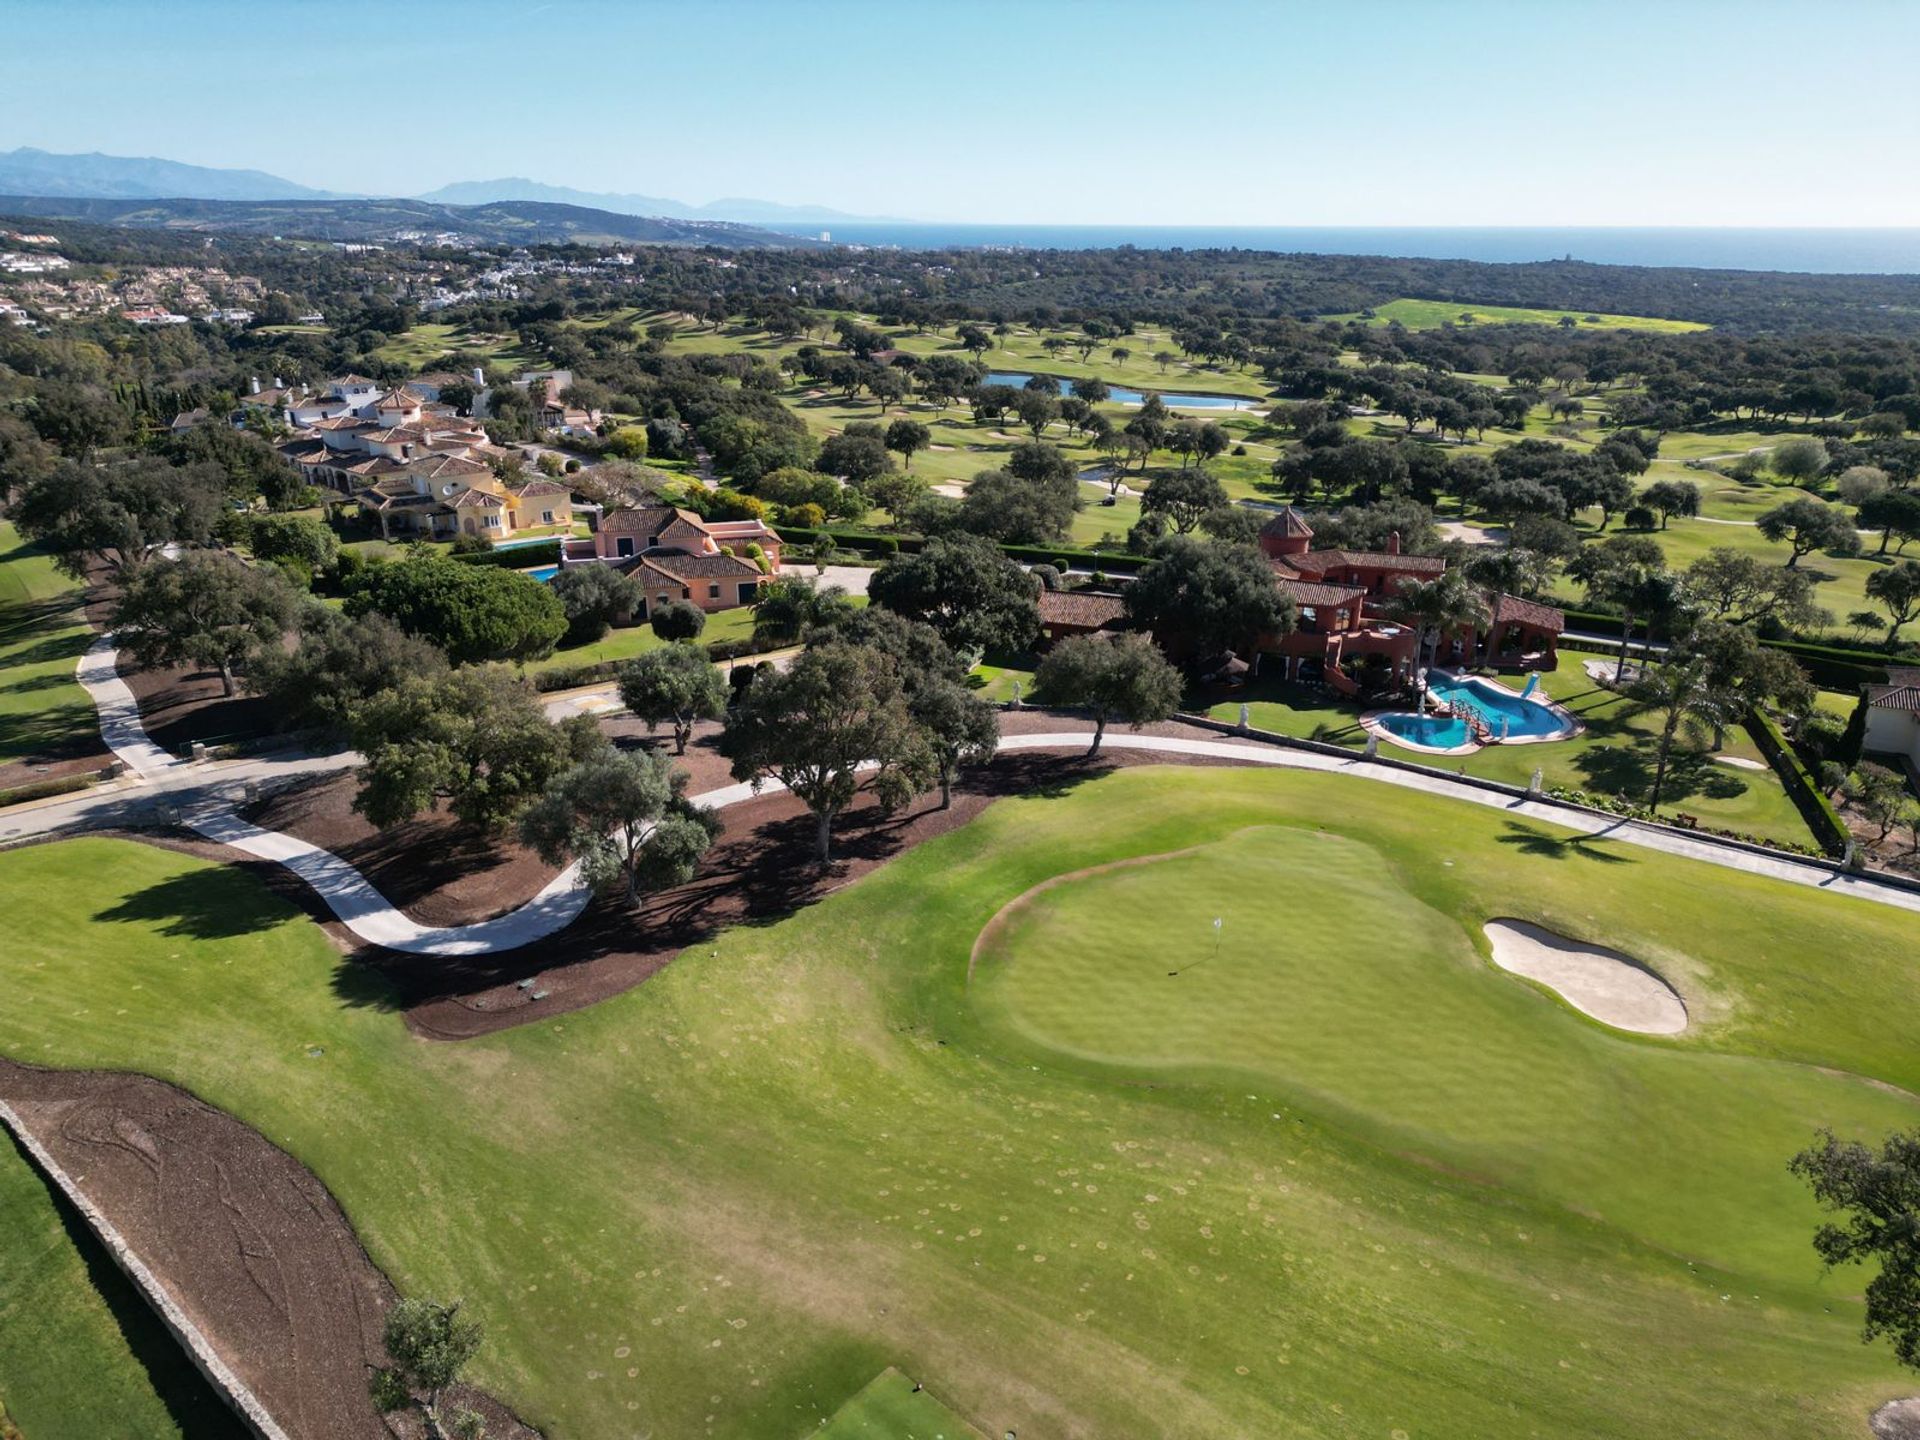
[0,765,1912,1439]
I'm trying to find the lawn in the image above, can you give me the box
[1326,297,1709,334]
[528,605,760,673]
[1205,649,1816,847]
[0,1130,247,1439]
[0,521,99,770]
[371,322,542,375]
[1,767,1915,1439]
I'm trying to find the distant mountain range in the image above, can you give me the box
[0,148,896,228]
[414,177,898,226]
[0,147,349,201]
[0,194,817,249]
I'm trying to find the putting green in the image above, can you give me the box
[0,770,1916,1439]
[971,826,1917,1280]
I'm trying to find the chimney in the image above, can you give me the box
[249,376,261,394]
[402,442,413,459]
[471,366,485,386]
[1386,531,1402,555]
[273,375,285,389]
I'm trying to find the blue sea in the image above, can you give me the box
[777,224,1920,275]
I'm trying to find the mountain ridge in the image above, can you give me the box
[0,193,817,248]
[0,148,895,227]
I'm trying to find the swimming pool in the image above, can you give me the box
[985,371,1256,410]
[524,565,559,582]
[1366,672,1577,753]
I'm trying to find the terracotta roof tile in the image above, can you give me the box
[1038,589,1127,629]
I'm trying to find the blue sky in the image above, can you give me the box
[4,0,1918,225]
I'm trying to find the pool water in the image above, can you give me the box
[525,565,559,582]
[985,371,1254,410]
[1372,673,1571,751]
[1425,674,1568,740]
[1376,713,1473,749]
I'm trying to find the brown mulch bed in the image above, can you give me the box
[243,775,562,929]
[83,566,276,757]
[0,1058,539,1440]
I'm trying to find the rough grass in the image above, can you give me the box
[1,767,1915,1439]
[0,521,98,768]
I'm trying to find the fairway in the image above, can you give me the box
[1328,297,1709,334]
[0,521,99,772]
[0,767,1914,1438]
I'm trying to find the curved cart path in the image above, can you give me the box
[62,641,1920,960]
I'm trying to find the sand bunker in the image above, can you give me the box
[1484,920,1688,1035]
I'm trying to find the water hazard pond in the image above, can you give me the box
[986,371,1259,410]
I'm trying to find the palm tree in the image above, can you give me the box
[1383,573,1490,711]
[1625,649,1737,810]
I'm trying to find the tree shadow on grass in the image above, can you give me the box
[92,868,293,940]
[1572,740,1749,806]
[0,1128,251,1440]
[327,959,404,1014]
[1496,819,1636,864]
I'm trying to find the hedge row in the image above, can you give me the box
[0,771,101,808]
[775,526,1150,575]
[1747,707,1850,856]
[453,539,563,569]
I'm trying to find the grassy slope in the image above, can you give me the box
[1207,649,1812,845]
[0,1129,246,1439]
[0,769,1914,1439]
[0,521,98,768]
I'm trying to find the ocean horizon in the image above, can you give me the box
[771,223,1920,275]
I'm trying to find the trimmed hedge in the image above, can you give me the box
[451,539,563,569]
[0,771,101,808]
[1747,707,1849,856]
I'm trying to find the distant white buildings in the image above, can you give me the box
[0,251,69,274]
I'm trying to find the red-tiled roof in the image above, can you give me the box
[1288,549,1448,576]
[451,488,504,508]
[1490,592,1566,632]
[641,550,761,580]
[1868,667,1920,712]
[1258,506,1314,539]
[1277,579,1367,607]
[1038,590,1127,629]
[601,504,700,534]
[512,478,571,498]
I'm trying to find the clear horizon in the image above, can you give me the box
[6,0,1920,226]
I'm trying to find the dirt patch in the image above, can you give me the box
[1483,919,1688,1035]
[1874,1397,1920,1439]
[0,1058,538,1440]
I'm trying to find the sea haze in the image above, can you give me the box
[770,224,1920,274]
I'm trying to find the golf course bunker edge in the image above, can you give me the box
[1483,919,1688,1035]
